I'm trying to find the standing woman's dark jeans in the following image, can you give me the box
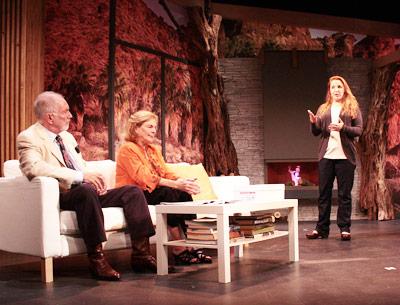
[316,158,355,236]
[143,186,195,230]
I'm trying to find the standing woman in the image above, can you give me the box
[116,110,212,264]
[306,76,363,241]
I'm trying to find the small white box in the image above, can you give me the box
[235,184,285,202]
[209,176,250,200]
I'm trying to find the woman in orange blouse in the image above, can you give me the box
[116,110,211,265]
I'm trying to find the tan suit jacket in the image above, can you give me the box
[17,122,87,191]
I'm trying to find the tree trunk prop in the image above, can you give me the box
[359,63,400,220]
[187,7,238,176]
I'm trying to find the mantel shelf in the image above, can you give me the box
[285,185,337,199]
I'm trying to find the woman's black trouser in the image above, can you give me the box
[316,158,355,236]
[144,186,195,229]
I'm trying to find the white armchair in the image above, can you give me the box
[0,159,157,283]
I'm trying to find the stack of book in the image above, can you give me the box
[185,217,217,244]
[185,217,243,244]
[233,212,276,238]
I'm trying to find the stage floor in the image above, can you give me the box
[1,220,399,305]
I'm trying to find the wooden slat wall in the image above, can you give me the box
[0,0,44,175]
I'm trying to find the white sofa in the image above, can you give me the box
[0,159,260,282]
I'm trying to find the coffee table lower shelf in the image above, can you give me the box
[163,230,288,249]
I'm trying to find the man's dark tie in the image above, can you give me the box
[55,135,76,170]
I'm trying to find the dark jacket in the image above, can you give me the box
[311,106,363,165]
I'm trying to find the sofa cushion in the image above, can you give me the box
[86,160,116,190]
[60,206,156,235]
[166,163,217,201]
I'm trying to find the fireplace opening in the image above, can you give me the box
[265,161,337,199]
[266,162,318,186]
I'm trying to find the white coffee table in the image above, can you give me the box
[155,199,299,283]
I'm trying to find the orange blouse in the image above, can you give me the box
[115,141,178,192]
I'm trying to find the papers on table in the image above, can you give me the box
[160,199,238,205]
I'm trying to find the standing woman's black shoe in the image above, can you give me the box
[341,232,351,241]
[306,230,328,239]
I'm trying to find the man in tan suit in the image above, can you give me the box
[17,91,157,280]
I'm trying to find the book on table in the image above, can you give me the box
[186,230,241,240]
[190,217,217,222]
[230,213,277,237]
[233,212,275,230]
[185,219,243,244]
[185,219,240,232]
[185,217,216,244]
[160,199,234,205]
[187,227,217,234]
[234,216,275,226]
[186,232,245,244]
[250,210,274,216]
[186,232,217,241]
[234,213,274,221]
[185,217,217,230]
[186,227,217,240]
[237,223,275,231]
[241,225,275,237]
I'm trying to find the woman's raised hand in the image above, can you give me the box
[307,110,317,123]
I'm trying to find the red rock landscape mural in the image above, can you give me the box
[45,0,110,160]
[44,0,203,162]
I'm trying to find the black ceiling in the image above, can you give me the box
[211,0,400,24]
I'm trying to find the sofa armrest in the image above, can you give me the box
[0,176,63,258]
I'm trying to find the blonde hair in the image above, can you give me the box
[317,75,359,118]
[125,110,158,142]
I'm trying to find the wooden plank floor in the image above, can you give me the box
[1,220,399,305]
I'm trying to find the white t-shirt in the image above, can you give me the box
[324,102,347,160]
